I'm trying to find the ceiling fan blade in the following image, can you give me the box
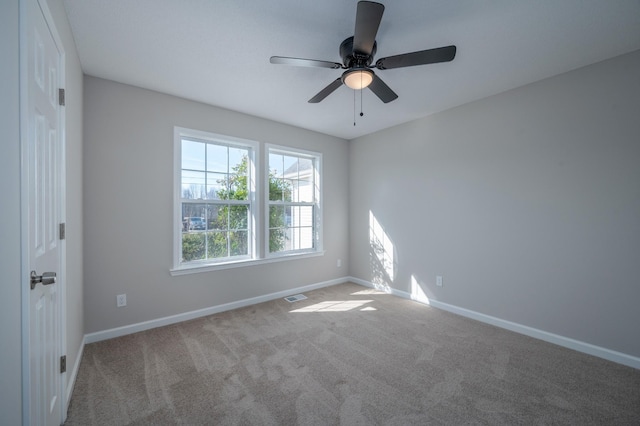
[368,74,398,103]
[353,1,384,56]
[270,56,342,69]
[308,78,343,103]
[375,45,457,70]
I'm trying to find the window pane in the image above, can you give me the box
[229,171,248,201]
[283,155,297,176]
[229,148,246,172]
[229,205,248,230]
[182,203,207,231]
[284,227,294,251]
[298,158,313,176]
[230,231,248,256]
[182,139,205,171]
[281,178,293,202]
[269,228,287,253]
[206,144,227,173]
[182,170,205,199]
[298,206,314,227]
[269,177,282,201]
[298,227,314,250]
[283,205,293,227]
[269,205,285,228]
[269,153,283,177]
[268,153,286,201]
[207,231,228,258]
[297,170,314,203]
[182,232,205,262]
[209,205,227,230]
[207,172,227,199]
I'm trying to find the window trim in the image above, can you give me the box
[264,144,323,259]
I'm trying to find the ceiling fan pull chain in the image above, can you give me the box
[353,89,356,126]
[360,85,364,117]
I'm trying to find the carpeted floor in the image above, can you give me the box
[65,282,640,425]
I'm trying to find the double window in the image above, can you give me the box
[173,128,321,272]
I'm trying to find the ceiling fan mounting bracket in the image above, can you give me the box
[340,36,376,68]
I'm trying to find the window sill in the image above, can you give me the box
[170,250,325,276]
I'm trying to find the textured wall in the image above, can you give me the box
[349,50,640,357]
[83,76,349,333]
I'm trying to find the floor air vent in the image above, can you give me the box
[284,294,307,303]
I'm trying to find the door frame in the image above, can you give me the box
[19,0,68,423]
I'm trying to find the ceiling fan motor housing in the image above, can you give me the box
[340,36,376,68]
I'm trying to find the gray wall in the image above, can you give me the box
[0,0,83,423]
[83,76,349,333]
[0,1,23,423]
[349,50,640,358]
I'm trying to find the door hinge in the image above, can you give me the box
[59,88,65,106]
[60,355,66,374]
[59,222,66,240]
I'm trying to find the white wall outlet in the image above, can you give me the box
[116,294,127,307]
[337,258,342,268]
[436,276,443,287]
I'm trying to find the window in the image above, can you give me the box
[175,129,256,267]
[267,147,320,255]
[173,128,322,273]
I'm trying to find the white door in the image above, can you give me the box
[25,0,64,423]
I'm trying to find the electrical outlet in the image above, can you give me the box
[436,276,443,287]
[117,294,127,307]
[337,258,342,268]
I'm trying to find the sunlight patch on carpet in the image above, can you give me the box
[290,300,373,313]
[351,289,387,295]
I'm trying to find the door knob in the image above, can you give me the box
[30,271,56,290]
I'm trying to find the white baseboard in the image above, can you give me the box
[85,277,349,344]
[349,277,640,370]
[82,275,640,369]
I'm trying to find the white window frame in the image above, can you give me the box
[172,127,258,271]
[265,144,323,259]
[171,128,324,276]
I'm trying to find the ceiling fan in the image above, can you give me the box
[270,1,457,104]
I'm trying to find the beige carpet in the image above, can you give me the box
[65,282,640,425]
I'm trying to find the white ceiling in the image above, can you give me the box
[62,0,640,140]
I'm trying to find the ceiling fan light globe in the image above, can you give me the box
[343,69,374,90]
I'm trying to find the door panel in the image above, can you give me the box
[26,0,63,423]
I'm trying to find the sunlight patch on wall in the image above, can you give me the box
[369,210,395,286]
[290,300,373,313]
[411,275,431,305]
